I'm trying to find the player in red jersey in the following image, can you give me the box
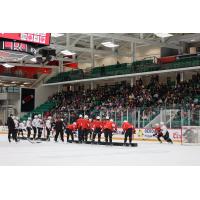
[92,116,103,143]
[88,118,93,140]
[66,122,77,142]
[122,120,135,145]
[153,123,163,143]
[76,114,84,142]
[82,115,90,142]
[103,117,117,145]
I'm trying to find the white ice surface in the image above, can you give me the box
[0,135,200,165]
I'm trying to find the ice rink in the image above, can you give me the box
[0,134,200,166]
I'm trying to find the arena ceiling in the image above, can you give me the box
[1,33,200,87]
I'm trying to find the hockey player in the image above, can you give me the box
[46,116,52,141]
[26,117,32,139]
[37,114,44,139]
[13,116,19,142]
[32,115,38,140]
[18,120,26,138]
[160,122,173,144]
[76,114,84,142]
[153,123,163,143]
[103,116,116,145]
[54,118,65,142]
[51,118,56,137]
[7,114,15,143]
[92,116,102,143]
[122,120,135,145]
[88,118,93,140]
[82,115,90,142]
[66,122,77,142]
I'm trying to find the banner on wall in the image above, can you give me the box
[20,88,35,112]
[115,128,182,143]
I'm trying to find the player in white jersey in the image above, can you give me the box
[13,116,19,141]
[45,116,52,141]
[32,115,38,139]
[160,122,173,144]
[18,120,26,138]
[26,117,32,138]
[37,114,44,139]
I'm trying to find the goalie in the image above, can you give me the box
[153,123,173,144]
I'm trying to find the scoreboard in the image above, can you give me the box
[0,33,51,46]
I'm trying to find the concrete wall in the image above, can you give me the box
[35,85,58,108]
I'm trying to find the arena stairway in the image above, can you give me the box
[20,100,56,121]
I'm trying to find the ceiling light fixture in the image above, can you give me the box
[61,50,76,55]
[2,63,14,68]
[51,33,64,38]
[101,42,119,48]
[154,33,173,38]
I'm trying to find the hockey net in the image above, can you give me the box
[181,126,200,145]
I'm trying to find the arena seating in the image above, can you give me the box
[45,55,200,84]
[20,101,56,121]
[37,74,195,127]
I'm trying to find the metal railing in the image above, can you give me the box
[52,106,200,128]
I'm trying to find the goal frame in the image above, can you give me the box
[181,126,200,145]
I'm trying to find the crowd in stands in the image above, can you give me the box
[46,73,200,124]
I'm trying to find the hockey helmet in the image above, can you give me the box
[79,114,83,118]
[96,116,100,120]
[110,119,114,122]
[84,115,88,119]
[106,116,109,120]
[34,115,38,118]
[160,122,164,126]
[28,117,31,120]
[123,120,128,123]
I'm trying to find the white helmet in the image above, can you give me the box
[79,114,83,118]
[160,122,164,126]
[73,122,77,125]
[48,116,52,120]
[84,115,88,119]
[110,119,113,122]
[96,116,100,120]
[61,118,64,121]
[89,119,92,122]
[155,123,159,127]
[34,115,38,118]
[28,117,31,120]
[38,114,42,118]
[23,120,26,123]
[124,120,128,123]
[106,116,109,120]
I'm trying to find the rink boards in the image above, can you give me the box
[0,126,182,143]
